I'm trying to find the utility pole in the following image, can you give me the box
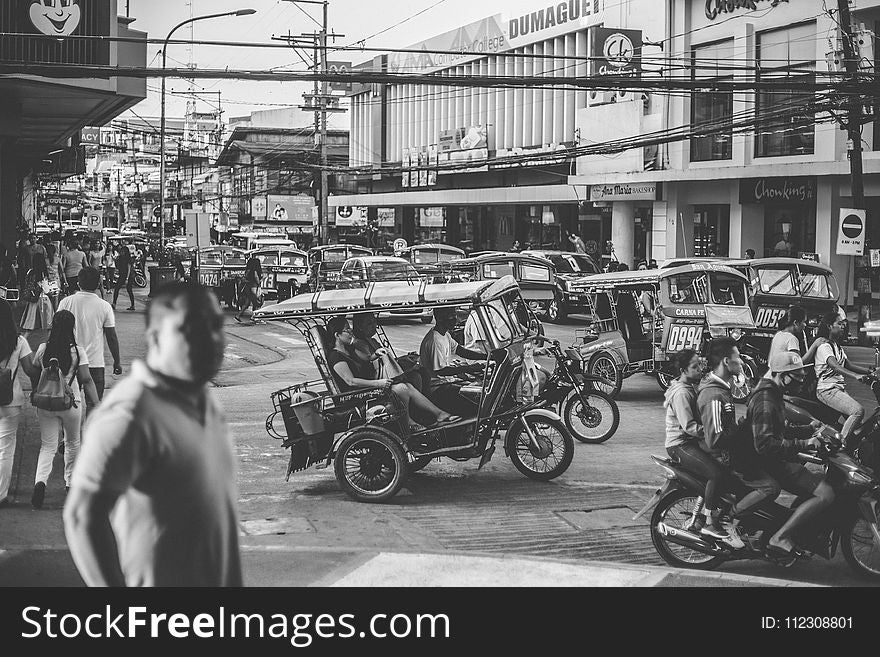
[837,0,866,211]
[131,136,141,228]
[275,0,344,245]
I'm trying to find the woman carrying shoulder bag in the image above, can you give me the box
[0,299,39,508]
[29,309,100,509]
[20,254,53,336]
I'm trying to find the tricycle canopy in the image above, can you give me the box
[253,274,522,320]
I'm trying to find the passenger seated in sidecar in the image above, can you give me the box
[323,316,460,429]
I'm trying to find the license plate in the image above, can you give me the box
[199,272,220,287]
[666,324,702,351]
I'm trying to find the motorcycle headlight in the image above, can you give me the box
[729,328,744,341]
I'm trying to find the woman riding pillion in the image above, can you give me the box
[767,305,826,367]
[814,311,875,448]
[664,349,741,548]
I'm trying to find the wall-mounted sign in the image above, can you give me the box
[705,0,788,22]
[837,208,865,256]
[739,177,816,204]
[589,182,657,202]
[267,194,314,225]
[377,208,396,227]
[870,249,880,268]
[327,61,352,91]
[439,125,488,152]
[335,206,368,227]
[1,0,111,67]
[419,207,445,228]
[44,194,79,207]
[588,27,642,78]
[251,196,267,219]
[80,127,100,145]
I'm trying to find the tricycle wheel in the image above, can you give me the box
[334,429,408,503]
[731,360,756,403]
[655,370,675,392]
[547,296,567,324]
[507,416,574,481]
[408,456,433,472]
[588,352,623,398]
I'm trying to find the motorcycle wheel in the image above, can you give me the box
[408,456,433,472]
[133,270,147,288]
[841,516,880,580]
[649,489,725,570]
[562,388,619,444]
[588,353,623,398]
[507,416,574,481]
[333,429,408,503]
[547,296,567,324]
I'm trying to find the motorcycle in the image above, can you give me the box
[532,336,620,444]
[634,430,880,579]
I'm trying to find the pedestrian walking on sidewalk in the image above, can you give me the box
[0,299,39,508]
[234,252,262,323]
[45,244,67,312]
[112,246,135,311]
[62,240,86,292]
[64,282,242,586]
[58,267,122,400]
[29,310,100,510]
[20,254,54,337]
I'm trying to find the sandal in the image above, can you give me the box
[764,544,800,567]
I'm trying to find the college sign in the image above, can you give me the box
[739,177,816,204]
[0,1,111,67]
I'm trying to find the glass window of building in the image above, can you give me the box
[690,39,735,162]
[755,22,816,157]
[693,205,730,256]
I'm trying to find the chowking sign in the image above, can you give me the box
[705,0,789,21]
[739,177,816,204]
[588,27,642,77]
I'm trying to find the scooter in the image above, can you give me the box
[634,431,880,579]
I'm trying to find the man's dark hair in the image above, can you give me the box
[779,305,806,330]
[707,337,737,371]
[78,266,101,291]
[147,282,221,331]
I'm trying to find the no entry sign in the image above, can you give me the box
[837,208,865,256]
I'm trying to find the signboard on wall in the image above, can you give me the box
[419,207,445,228]
[251,196,267,219]
[837,208,865,256]
[589,182,656,202]
[739,177,817,204]
[267,194,314,225]
[377,208,396,227]
[0,0,112,67]
[335,206,368,227]
[588,27,642,78]
[326,61,352,91]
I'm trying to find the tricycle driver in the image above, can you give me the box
[420,307,486,420]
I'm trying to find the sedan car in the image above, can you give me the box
[338,256,431,322]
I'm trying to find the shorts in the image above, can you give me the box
[431,383,477,417]
[762,460,823,498]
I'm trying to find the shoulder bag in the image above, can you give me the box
[31,349,79,411]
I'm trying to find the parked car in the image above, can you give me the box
[397,243,466,282]
[520,250,601,322]
[337,255,431,322]
[307,244,373,290]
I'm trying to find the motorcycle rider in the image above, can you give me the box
[766,305,826,370]
[743,351,834,563]
[695,338,749,547]
[814,311,874,448]
[665,349,741,546]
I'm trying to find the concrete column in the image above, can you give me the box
[532,43,544,146]
[611,201,636,268]
[553,37,565,144]
[522,47,533,147]
[563,34,576,141]
[0,140,18,246]
[663,185,694,259]
[513,51,524,148]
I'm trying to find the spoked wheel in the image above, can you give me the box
[650,489,724,570]
[334,430,408,503]
[547,297,567,324]
[655,371,675,392]
[588,352,623,398]
[133,270,147,288]
[841,516,880,580]
[507,416,574,481]
[731,361,756,403]
[562,388,620,444]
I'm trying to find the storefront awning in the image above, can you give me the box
[327,184,588,208]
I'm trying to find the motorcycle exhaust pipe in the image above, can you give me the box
[656,522,723,556]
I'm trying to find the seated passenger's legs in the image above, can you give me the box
[432,383,478,418]
[817,387,864,442]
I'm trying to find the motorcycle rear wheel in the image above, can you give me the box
[650,489,725,570]
[562,389,619,444]
[841,517,880,580]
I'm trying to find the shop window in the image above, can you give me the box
[763,205,816,257]
[755,23,816,157]
[690,39,734,162]
[757,268,797,295]
[693,205,730,256]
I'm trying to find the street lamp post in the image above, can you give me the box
[159,9,256,255]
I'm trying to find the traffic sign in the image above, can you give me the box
[86,213,103,229]
[837,208,865,256]
[153,206,162,219]
[393,238,407,254]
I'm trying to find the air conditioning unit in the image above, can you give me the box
[588,90,617,106]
